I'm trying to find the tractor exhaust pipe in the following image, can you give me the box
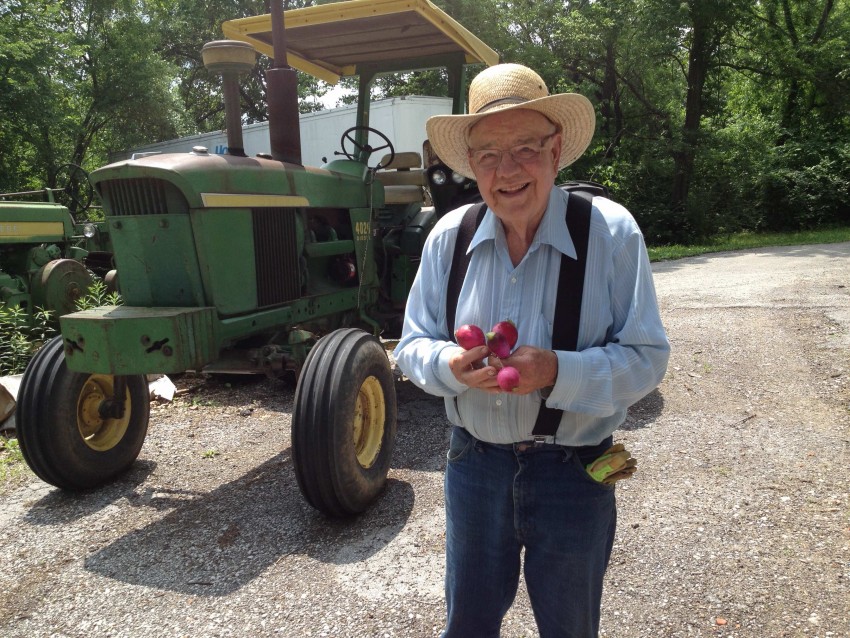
[266,0,302,165]
[201,40,257,157]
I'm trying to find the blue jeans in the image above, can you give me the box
[442,426,617,638]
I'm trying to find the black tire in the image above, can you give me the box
[292,328,397,517]
[16,336,150,490]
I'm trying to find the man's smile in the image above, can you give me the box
[497,182,531,194]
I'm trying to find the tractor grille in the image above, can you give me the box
[253,208,300,307]
[99,178,189,216]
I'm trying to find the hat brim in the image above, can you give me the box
[425,93,596,179]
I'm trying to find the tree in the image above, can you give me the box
[0,0,185,191]
[668,0,743,224]
[152,0,329,131]
[3,0,848,241]
[711,0,850,230]
[0,1,73,190]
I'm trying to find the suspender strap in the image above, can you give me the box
[446,201,487,337]
[531,190,593,438]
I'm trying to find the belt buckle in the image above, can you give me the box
[532,435,548,447]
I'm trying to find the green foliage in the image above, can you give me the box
[0,0,188,190]
[2,0,849,244]
[374,70,451,100]
[0,306,55,376]
[0,436,25,483]
[75,279,123,311]
[757,138,850,231]
[0,280,121,376]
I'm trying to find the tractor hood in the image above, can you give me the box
[90,152,371,213]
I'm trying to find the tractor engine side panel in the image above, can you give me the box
[190,208,257,315]
[192,206,303,317]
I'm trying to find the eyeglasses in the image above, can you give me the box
[468,132,559,171]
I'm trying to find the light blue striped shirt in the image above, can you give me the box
[394,186,670,446]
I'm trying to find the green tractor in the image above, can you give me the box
[15,0,497,516]
[0,164,113,324]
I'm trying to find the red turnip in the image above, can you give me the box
[485,330,512,358]
[491,319,518,349]
[455,324,486,350]
[497,366,521,391]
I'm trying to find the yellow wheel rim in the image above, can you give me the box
[352,375,385,469]
[77,375,131,452]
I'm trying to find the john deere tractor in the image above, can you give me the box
[0,165,113,323]
[15,0,497,516]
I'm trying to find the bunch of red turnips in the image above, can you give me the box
[454,320,521,391]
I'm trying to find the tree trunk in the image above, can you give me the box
[671,8,712,224]
[599,37,625,158]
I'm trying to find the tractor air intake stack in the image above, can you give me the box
[201,40,257,157]
[265,0,302,165]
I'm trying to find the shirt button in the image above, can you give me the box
[495,399,502,406]
[511,277,517,284]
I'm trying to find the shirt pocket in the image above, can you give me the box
[529,312,554,349]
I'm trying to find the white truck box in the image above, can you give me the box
[118,95,452,168]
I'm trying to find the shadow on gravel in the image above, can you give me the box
[620,388,665,431]
[23,461,158,525]
[82,449,415,596]
[392,379,452,472]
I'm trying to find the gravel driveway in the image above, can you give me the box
[1,242,848,638]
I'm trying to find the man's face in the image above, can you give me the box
[467,109,561,228]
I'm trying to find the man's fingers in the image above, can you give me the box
[458,345,489,368]
[450,345,499,389]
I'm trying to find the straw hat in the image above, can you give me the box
[426,63,596,179]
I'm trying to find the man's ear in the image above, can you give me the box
[550,133,563,170]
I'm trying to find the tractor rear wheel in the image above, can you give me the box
[292,328,397,517]
[16,336,149,490]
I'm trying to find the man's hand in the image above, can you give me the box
[488,345,558,395]
[448,345,501,392]
[586,443,637,484]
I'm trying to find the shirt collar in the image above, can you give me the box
[466,186,576,259]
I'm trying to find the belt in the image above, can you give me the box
[460,427,612,455]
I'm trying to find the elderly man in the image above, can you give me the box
[394,63,669,638]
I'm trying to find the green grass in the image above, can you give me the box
[0,436,25,483]
[648,226,850,262]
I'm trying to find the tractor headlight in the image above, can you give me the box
[82,223,97,238]
[451,171,466,184]
[431,169,447,186]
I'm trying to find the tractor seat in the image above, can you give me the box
[376,152,426,205]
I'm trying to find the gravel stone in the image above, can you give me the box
[1,242,848,637]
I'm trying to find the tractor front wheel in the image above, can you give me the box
[16,336,150,490]
[292,328,397,517]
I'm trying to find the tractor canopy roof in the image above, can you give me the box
[221,0,499,85]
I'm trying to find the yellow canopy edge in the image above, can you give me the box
[221,0,499,84]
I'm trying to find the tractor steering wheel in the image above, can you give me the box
[53,163,94,218]
[339,126,395,171]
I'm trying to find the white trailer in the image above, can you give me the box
[118,95,452,167]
